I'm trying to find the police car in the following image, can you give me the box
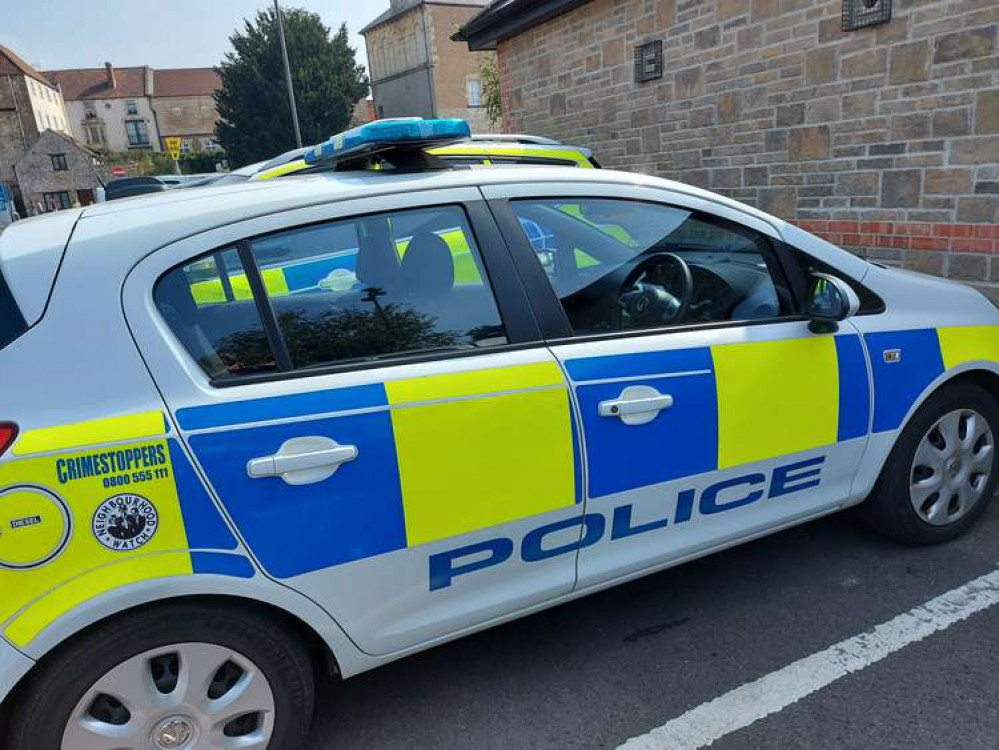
[0,118,996,749]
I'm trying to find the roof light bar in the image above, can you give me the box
[304,118,472,166]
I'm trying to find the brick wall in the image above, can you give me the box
[496,0,999,301]
[17,130,102,213]
[153,94,219,147]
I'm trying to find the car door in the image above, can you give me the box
[124,189,584,656]
[484,182,872,590]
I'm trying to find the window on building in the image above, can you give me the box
[126,99,139,115]
[509,198,793,335]
[154,205,507,380]
[181,139,192,155]
[201,137,220,152]
[50,153,68,171]
[42,191,72,212]
[84,102,97,120]
[126,120,150,147]
[467,77,483,107]
[84,123,106,146]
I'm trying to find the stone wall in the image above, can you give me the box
[16,130,102,214]
[0,75,40,188]
[152,95,219,149]
[496,0,999,301]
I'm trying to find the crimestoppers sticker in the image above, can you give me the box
[92,494,159,551]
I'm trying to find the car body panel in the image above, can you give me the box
[0,164,997,708]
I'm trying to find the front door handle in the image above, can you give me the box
[598,385,674,426]
[248,436,358,486]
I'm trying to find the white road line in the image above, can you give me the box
[618,568,999,750]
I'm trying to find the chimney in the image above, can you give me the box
[104,62,116,89]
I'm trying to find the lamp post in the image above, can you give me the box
[274,0,303,148]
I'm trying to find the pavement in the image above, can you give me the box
[308,495,999,750]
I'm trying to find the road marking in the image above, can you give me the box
[618,567,999,750]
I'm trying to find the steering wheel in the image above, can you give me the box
[614,252,694,329]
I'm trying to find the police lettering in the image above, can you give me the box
[429,456,826,590]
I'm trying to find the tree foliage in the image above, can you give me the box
[215,7,368,167]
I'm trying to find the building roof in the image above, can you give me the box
[153,68,221,98]
[17,128,101,166]
[454,0,591,49]
[361,0,489,35]
[44,65,149,101]
[0,44,55,87]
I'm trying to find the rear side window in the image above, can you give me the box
[0,268,28,350]
[154,205,508,381]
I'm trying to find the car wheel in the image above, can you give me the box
[5,602,314,750]
[860,381,999,545]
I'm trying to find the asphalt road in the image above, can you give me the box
[307,496,999,750]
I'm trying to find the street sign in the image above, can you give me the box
[111,165,127,178]
[165,137,182,161]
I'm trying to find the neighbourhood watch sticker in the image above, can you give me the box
[92,494,159,551]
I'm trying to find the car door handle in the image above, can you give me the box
[598,385,674,426]
[247,436,358,486]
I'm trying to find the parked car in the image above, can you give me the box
[0,120,996,749]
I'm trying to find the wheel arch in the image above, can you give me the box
[851,363,999,504]
[1,574,378,712]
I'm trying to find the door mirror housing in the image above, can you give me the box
[806,273,860,334]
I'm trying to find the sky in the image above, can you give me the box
[1,0,378,73]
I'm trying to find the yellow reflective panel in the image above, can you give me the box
[385,364,575,546]
[0,439,191,647]
[713,337,839,469]
[938,325,999,370]
[14,411,166,457]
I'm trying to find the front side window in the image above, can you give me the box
[126,120,150,146]
[510,199,793,336]
[155,205,508,380]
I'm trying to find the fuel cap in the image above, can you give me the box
[0,486,71,569]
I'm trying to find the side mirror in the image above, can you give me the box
[806,273,860,334]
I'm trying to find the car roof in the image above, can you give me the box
[35,165,869,286]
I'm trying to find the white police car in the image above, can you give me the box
[0,119,996,749]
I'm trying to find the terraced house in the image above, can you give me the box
[457,0,999,301]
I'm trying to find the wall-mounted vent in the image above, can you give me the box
[634,40,663,84]
[842,0,892,31]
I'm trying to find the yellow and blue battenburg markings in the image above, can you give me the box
[565,334,871,499]
[178,362,579,580]
[0,412,251,647]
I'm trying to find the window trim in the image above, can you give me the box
[153,199,543,387]
[487,195,808,342]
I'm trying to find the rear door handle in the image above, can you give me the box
[598,385,674,426]
[248,436,358,486]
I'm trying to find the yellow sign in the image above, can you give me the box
[165,136,182,161]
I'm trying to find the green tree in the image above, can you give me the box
[215,7,368,167]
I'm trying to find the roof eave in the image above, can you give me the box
[454,0,592,50]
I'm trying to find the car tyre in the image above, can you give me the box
[4,601,315,750]
[860,381,999,545]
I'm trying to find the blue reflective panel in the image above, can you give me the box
[305,119,471,164]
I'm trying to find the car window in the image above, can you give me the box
[155,249,278,379]
[0,267,27,351]
[510,198,793,336]
[155,205,508,380]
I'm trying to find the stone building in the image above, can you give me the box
[0,45,72,212]
[362,0,496,132]
[15,129,104,215]
[152,68,222,154]
[457,0,999,300]
[45,64,161,152]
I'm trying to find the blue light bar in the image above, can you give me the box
[304,118,471,165]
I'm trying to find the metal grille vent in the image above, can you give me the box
[842,0,892,31]
[634,40,664,83]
